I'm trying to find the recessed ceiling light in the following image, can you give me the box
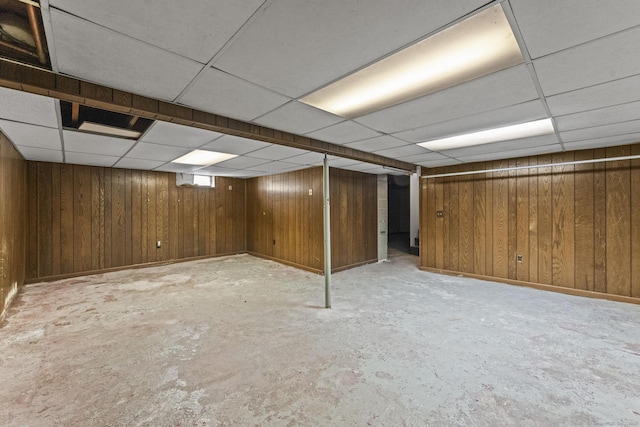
[172,150,237,166]
[300,4,523,118]
[78,121,142,139]
[417,118,555,151]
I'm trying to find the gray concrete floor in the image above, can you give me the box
[1,250,639,426]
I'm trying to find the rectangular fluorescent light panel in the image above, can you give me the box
[300,4,523,118]
[417,118,555,151]
[172,150,237,166]
[78,121,142,139]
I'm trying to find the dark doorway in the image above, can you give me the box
[387,175,410,253]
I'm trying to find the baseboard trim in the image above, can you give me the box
[24,252,246,285]
[246,252,323,275]
[419,267,640,305]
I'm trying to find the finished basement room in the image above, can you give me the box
[1,0,639,425]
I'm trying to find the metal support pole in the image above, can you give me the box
[323,154,332,309]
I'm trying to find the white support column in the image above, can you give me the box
[323,155,331,309]
[409,166,421,250]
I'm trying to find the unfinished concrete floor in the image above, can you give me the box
[1,251,639,426]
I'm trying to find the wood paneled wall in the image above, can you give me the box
[26,162,245,280]
[247,167,377,273]
[420,143,640,301]
[330,168,378,272]
[0,132,27,320]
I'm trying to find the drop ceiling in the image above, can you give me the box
[1,0,640,177]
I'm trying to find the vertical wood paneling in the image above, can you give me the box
[419,143,640,301]
[472,163,486,275]
[593,148,607,293]
[26,164,245,280]
[516,158,529,282]
[26,163,38,278]
[458,169,473,273]
[552,152,575,288]
[631,144,640,298]
[492,162,509,279]
[605,146,631,296]
[60,164,74,274]
[0,133,27,318]
[73,166,92,272]
[574,150,595,291]
[528,157,539,284]
[537,155,553,285]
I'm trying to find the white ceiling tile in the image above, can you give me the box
[201,135,270,155]
[547,74,640,116]
[285,152,326,165]
[114,158,166,170]
[374,144,431,158]
[326,157,359,168]
[63,130,135,156]
[453,144,563,163]
[125,142,191,162]
[442,134,559,158]
[534,27,640,96]
[252,161,301,173]
[0,120,62,150]
[50,9,203,101]
[49,0,263,63]
[253,101,343,135]
[563,133,640,151]
[154,163,205,173]
[0,87,58,128]
[556,101,640,132]
[215,0,487,97]
[216,169,267,178]
[344,135,409,152]
[214,156,270,169]
[417,158,463,168]
[560,120,640,143]
[141,121,221,148]
[65,152,119,167]
[192,165,237,176]
[355,65,539,134]
[244,145,309,161]
[305,121,380,144]
[392,100,549,143]
[510,0,640,58]
[15,146,63,163]
[396,152,449,163]
[179,68,290,121]
[339,162,378,172]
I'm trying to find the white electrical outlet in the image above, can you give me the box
[156,241,161,248]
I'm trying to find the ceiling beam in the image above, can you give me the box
[0,60,417,172]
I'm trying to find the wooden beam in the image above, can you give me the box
[0,59,416,172]
[71,102,79,125]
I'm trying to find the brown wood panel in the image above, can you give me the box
[605,146,631,296]
[124,170,133,266]
[26,163,38,278]
[632,144,640,298]
[26,163,246,280]
[215,179,226,254]
[593,148,607,294]
[508,159,517,280]
[551,152,575,288]
[537,155,553,285]
[146,172,157,263]
[111,169,126,267]
[60,164,74,274]
[73,165,92,272]
[492,162,509,279]
[91,167,103,270]
[516,158,529,282]
[458,169,473,273]
[528,157,538,284]
[472,163,486,275]
[419,143,640,302]
[0,132,27,317]
[37,162,53,277]
[574,150,595,291]
[51,164,61,275]
[130,170,142,265]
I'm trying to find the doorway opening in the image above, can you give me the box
[387,175,410,253]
